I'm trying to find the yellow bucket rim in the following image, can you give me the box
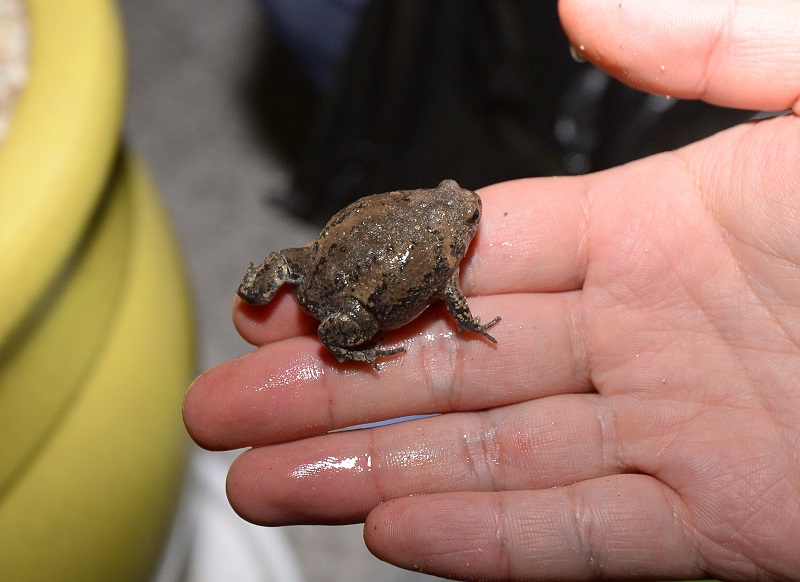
[0,0,125,345]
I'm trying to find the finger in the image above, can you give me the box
[233,290,317,347]
[559,0,800,113]
[233,175,591,346]
[471,177,589,296]
[365,475,709,581]
[225,394,626,525]
[186,291,593,451]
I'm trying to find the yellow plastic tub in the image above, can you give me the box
[0,1,195,579]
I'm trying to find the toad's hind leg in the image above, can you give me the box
[317,310,405,370]
[438,268,501,343]
[237,247,306,305]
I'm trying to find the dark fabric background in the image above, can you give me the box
[285,1,753,223]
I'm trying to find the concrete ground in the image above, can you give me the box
[119,1,439,580]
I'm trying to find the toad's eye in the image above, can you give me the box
[469,207,481,223]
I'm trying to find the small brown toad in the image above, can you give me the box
[237,179,500,369]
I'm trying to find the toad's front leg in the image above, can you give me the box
[438,268,501,343]
[317,303,405,370]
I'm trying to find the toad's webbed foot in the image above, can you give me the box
[326,344,406,370]
[237,253,287,305]
[238,248,306,305]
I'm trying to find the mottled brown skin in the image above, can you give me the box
[237,179,500,369]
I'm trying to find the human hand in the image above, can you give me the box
[184,0,800,579]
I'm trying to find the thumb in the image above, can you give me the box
[558,0,800,114]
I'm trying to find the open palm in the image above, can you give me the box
[184,0,800,579]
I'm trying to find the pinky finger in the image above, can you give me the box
[364,474,709,581]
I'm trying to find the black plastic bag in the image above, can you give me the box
[286,1,753,223]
